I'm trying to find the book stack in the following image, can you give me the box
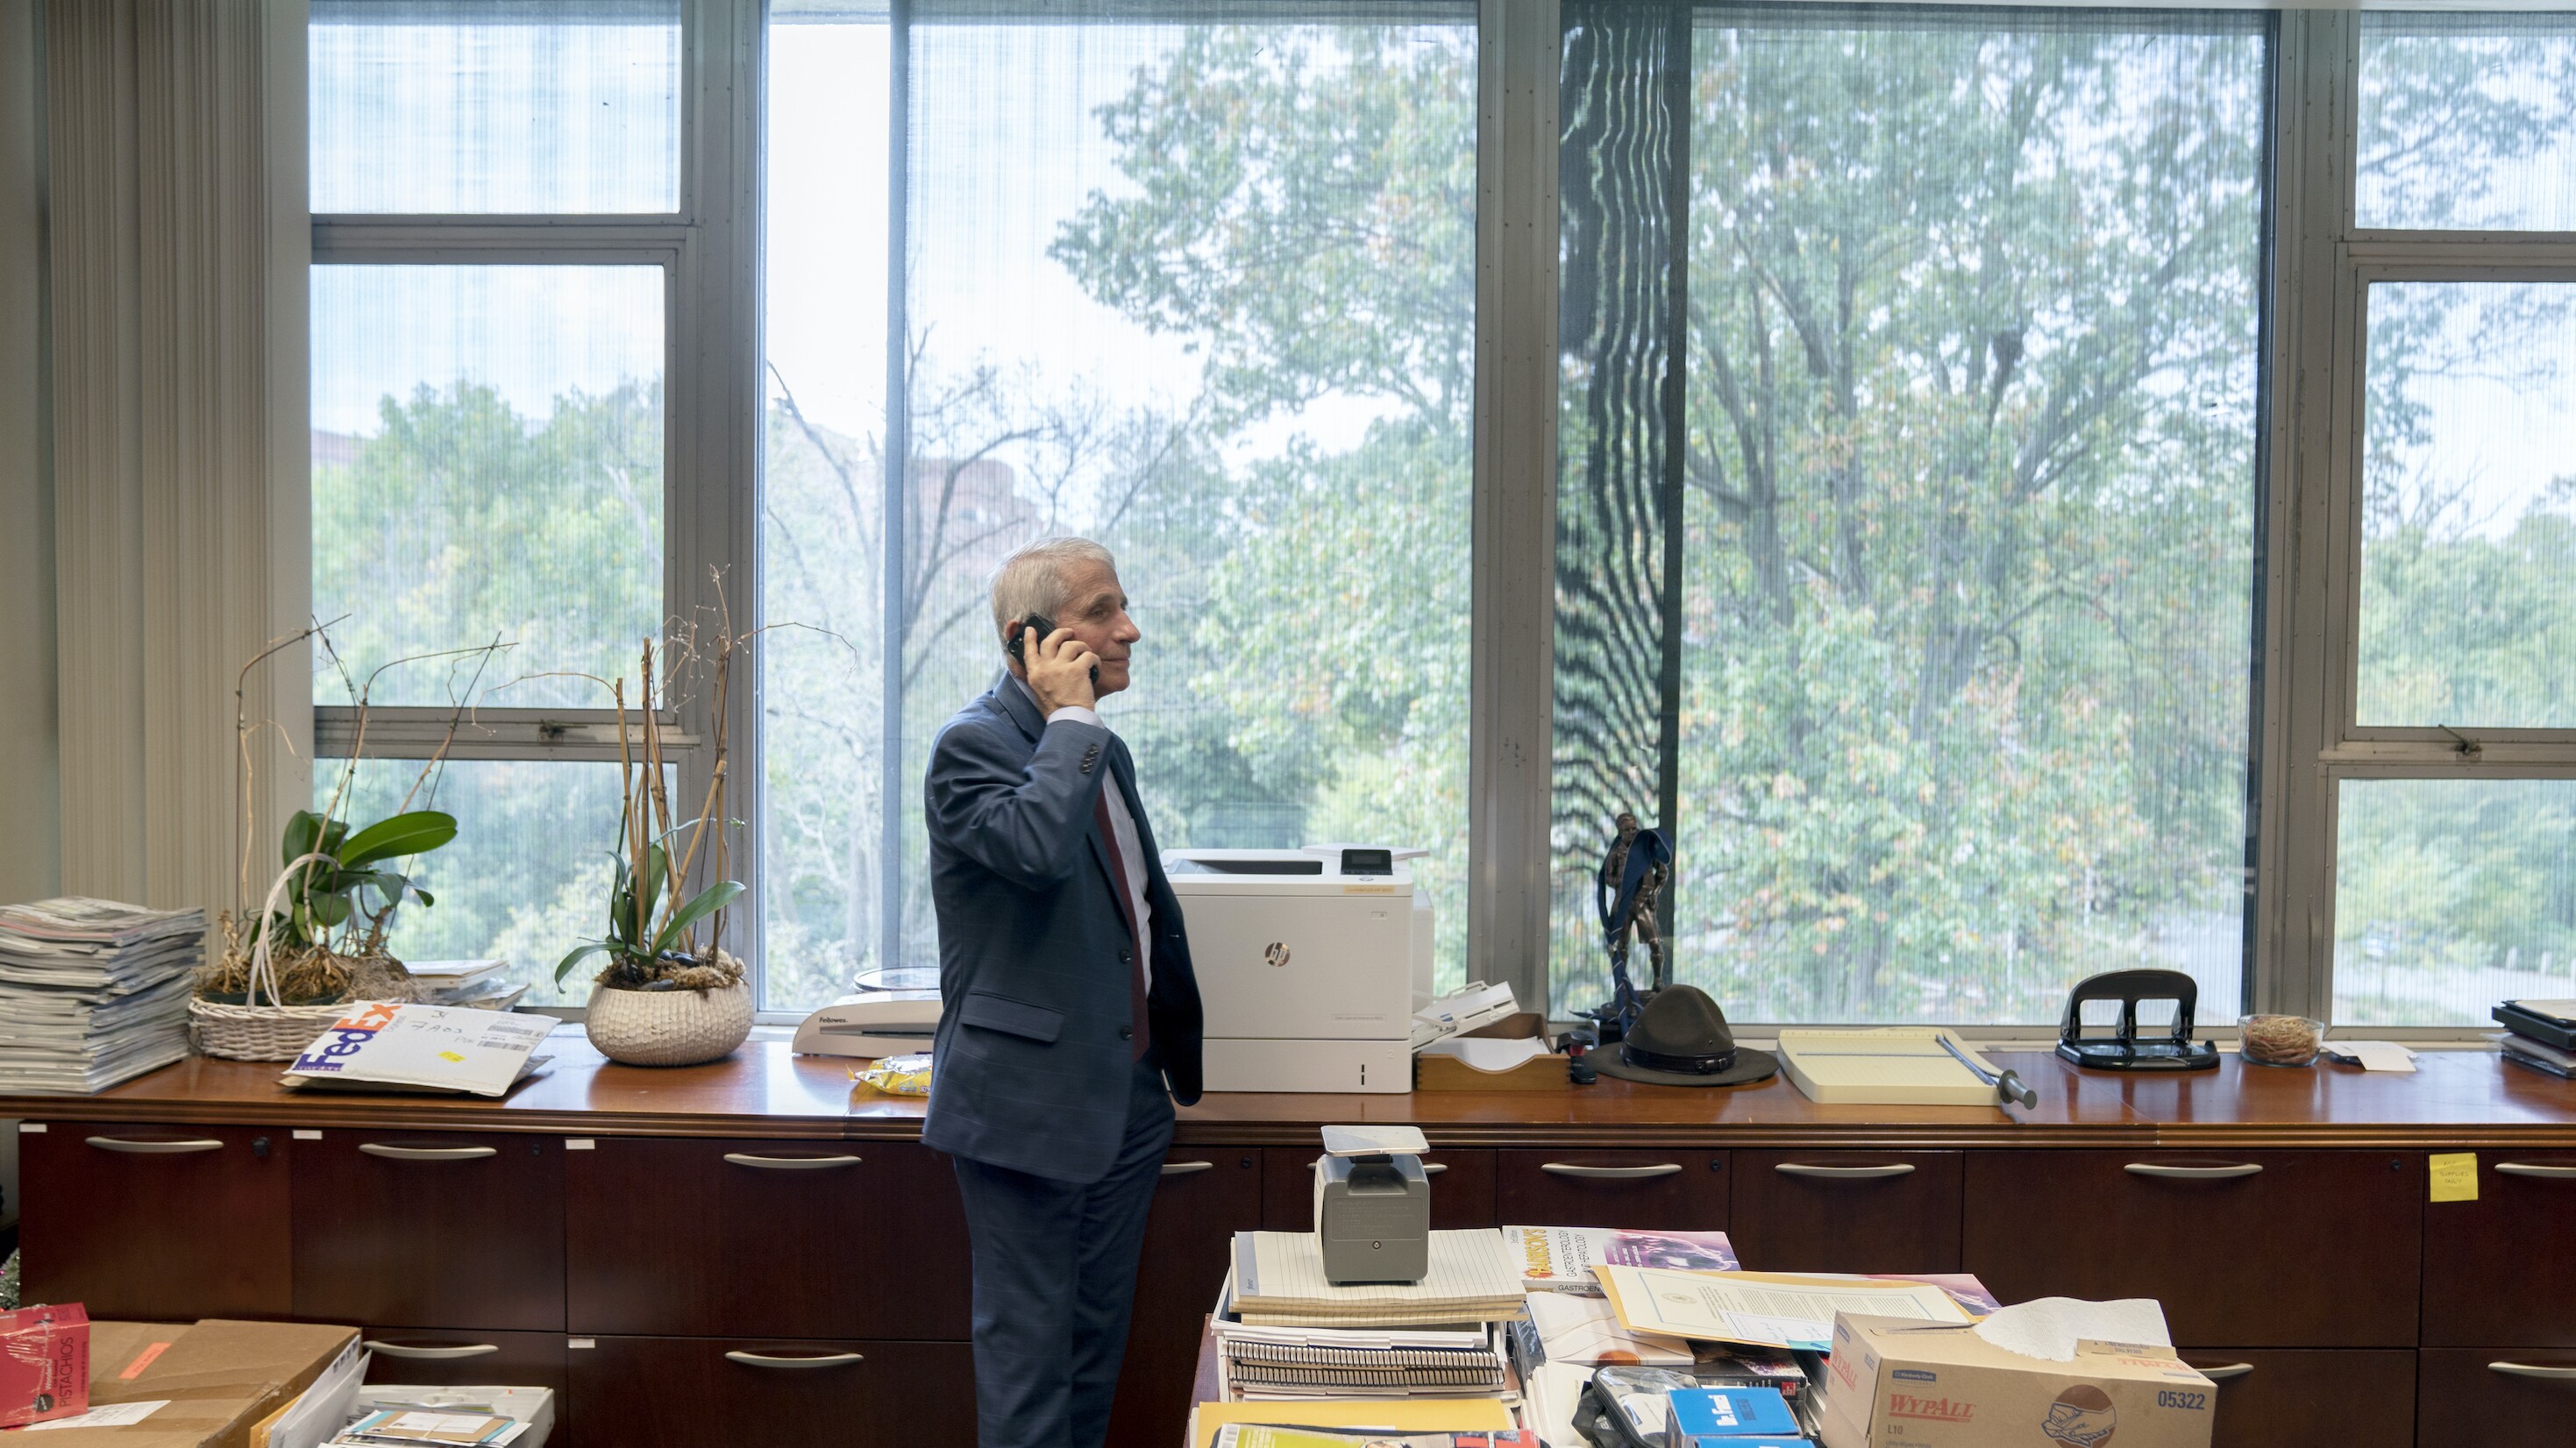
[0,898,204,1093]
[1213,1229,1524,1403]
[2493,998,2576,1078]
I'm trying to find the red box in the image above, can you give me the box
[0,1302,90,1427]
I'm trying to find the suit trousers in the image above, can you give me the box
[950,1050,1176,1448]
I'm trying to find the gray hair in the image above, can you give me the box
[989,536,1118,639]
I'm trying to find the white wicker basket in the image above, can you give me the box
[188,997,359,1061]
[188,850,416,1062]
[585,979,754,1067]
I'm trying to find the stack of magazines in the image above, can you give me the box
[2493,998,2576,1078]
[1214,1229,1523,1404]
[0,898,203,1093]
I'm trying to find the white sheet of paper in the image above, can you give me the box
[1972,1297,2172,1362]
[1423,1035,1551,1072]
[1597,1266,1969,1351]
[26,1401,168,1430]
[2336,1040,2418,1072]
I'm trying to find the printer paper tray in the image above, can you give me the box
[1203,1038,1411,1094]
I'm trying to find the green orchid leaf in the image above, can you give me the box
[650,880,744,959]
[554,940,611,987]
[282,809,325,867]
[338,811,459,870]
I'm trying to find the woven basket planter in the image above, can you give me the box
[586,979,754,1067]
[188,997,360,1061]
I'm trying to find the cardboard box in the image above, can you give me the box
[39,1319,357,1447]
[0,1303,89,1426]
[1818,1314,2215,1448]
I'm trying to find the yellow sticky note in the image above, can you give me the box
[438,1049,467,1063]
[2429,1152,2479,1203]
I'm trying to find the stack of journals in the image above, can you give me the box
[2494,999,2576,1078]
[1505,1225,1738,1293]
[1229,1230,1526,1328]
[1213,1229,1524,1409]
[0,898,203,1093]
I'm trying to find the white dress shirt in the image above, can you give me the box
[1013,675,1152,982]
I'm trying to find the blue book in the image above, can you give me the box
[1667,1385,1803,1443]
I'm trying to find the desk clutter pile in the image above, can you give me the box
[1192,1224,2217,1448]
[0,898,203,1094]
[0,1308,553,1447]
[2493,997,2576,1077]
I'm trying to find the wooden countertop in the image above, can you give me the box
[11,1031,2576,1149]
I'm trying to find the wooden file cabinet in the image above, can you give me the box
[294,1129,565,1331]
[1729,1149,1960,1273]
[565,1136,971,1341]
[1105,1147,1263,1448]
[566,1335,974,1447]
[1494,1148,1727,1230]
[18,1041,2576,1448]
[1962,1150,2423,1347]
[19,1120,292,1321]
[2416,1348,2576,1448]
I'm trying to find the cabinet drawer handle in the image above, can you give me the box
[1161,1161,1217,1176]
[1775,1163,1915,1180]
[1541,1162,1682,1180]
[363,1341,500,1360]
[2494,1163,2576,1180]
[2193,1362,2254,1381]
[2491,1361,2576,1381]
[2124,1163,2262,1180]
[85,1137,223,1154]
[359,1144,497,1161]
[722,1153,863,1170]
[726,1351,865,1369]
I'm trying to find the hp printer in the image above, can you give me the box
[1162,845,1431,1093]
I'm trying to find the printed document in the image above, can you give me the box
[1595,1267,1970,1352]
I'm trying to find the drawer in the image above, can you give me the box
[1259,1147,1497,1231]
[19,1121,292,1320]
[566,1138,968,1339]
[359,1326,568,1440]
[1496,1149,1727,1230]
[2174,1349,2414,1448]
[1730,1150,1960,1273]
[1962,1151,2421,1347]
[2418,1347,2576,1448]
[566,1335,971,1448]
[295,1131,565,1331]
[1107,1147,1263,1448]
[2422,1151,2576,1346]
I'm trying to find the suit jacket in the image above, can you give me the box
[920,677,1204,1183]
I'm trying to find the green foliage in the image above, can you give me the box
[270,806,457,952]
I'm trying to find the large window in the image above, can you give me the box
[1549,5,2269,1023]
[2329,13,2576,1026]
[759,2,1477,1011]
[296,3,2576,1031]
[309,0,690,1006]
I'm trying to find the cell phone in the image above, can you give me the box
[1007,614,1099,684]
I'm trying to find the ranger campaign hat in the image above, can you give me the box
[1593,984,1779,1088]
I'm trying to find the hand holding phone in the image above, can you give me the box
[1007,613,1099,710]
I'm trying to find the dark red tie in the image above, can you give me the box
[1093,788,1149,1061]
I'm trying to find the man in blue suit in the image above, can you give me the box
[922,536,1204,1448]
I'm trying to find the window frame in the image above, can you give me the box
[308,0,765,1014]
[295,1,2576,1037]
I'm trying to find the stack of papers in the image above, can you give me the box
[1594,1267,1975,1353]
[1506,1224,1739,1291]
[326,1409,530,1445]
[1213,1302,1507,1400]
[282,1004,554,1097]
[402,961,525,1011]
[1231,1230,1526,1328]
[0,898,204,1092]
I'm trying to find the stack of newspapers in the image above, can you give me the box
[0,898,204,1093]
[1213,1229,1522,1402]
